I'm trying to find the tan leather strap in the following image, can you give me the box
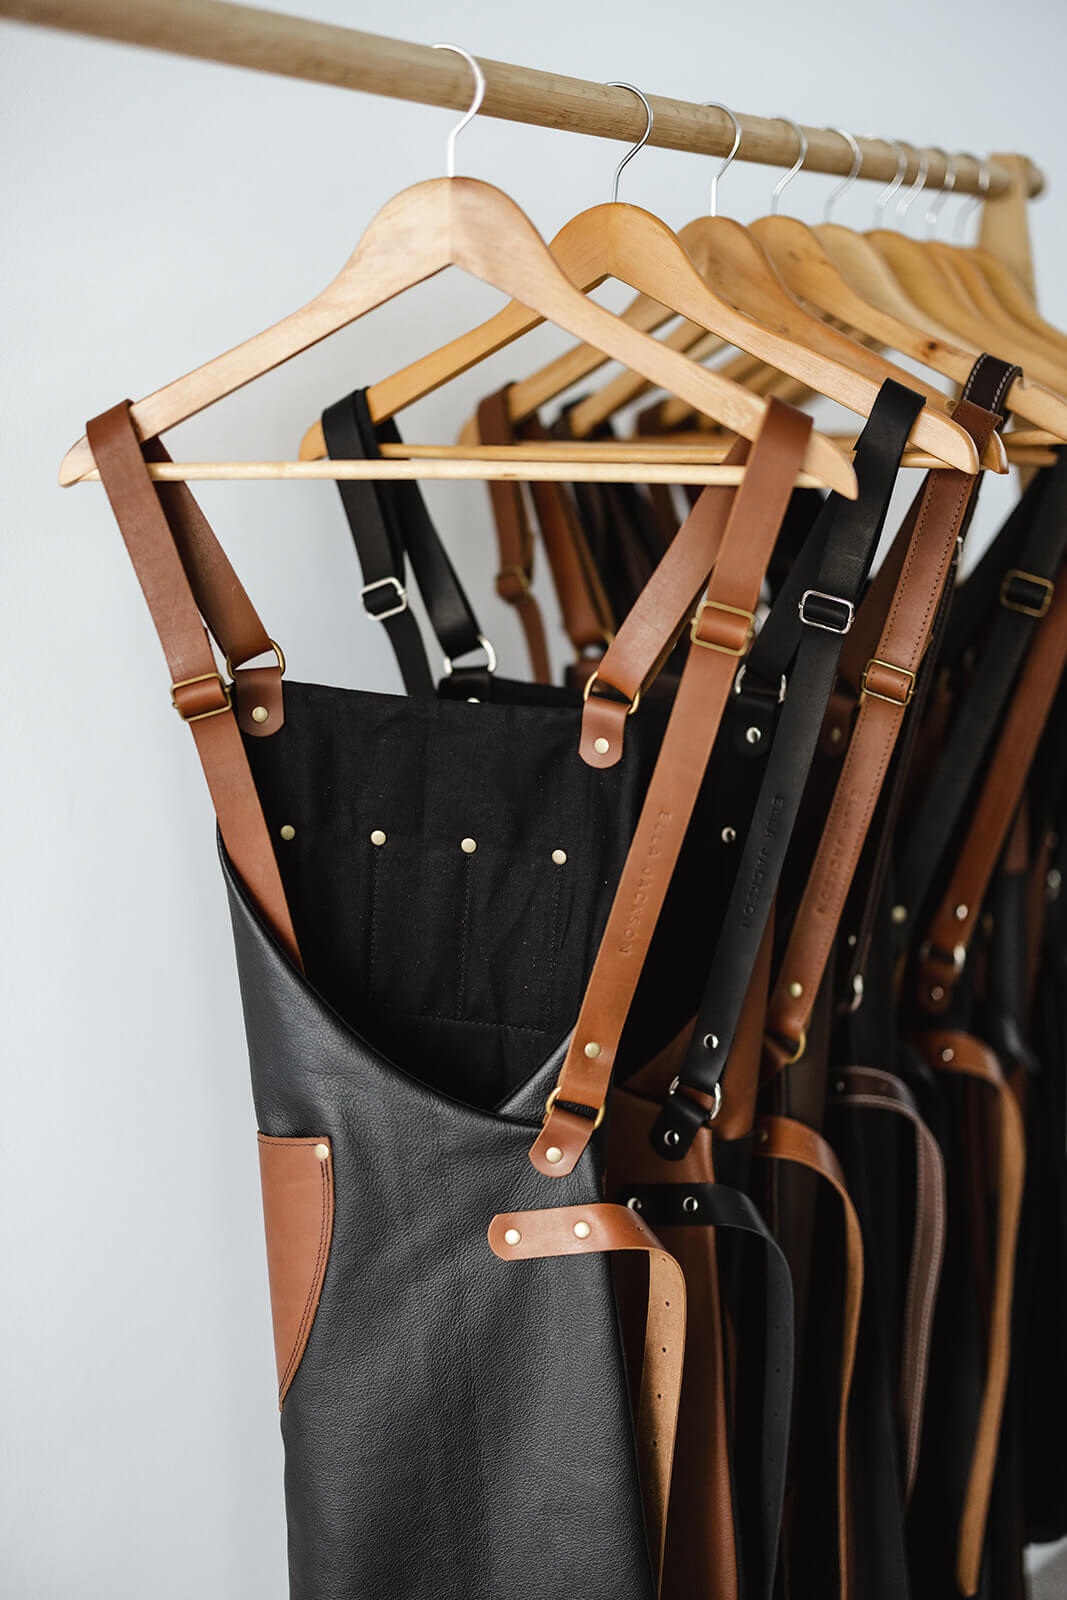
[532,401,813,1175]
[754,1113,865,1600]
[579,434,750,769]
[918,561,1067,1012]
[489,1202,685,1594]
[86,402,301,966]
[917,1031,1026,1597]
[519,414,616,654]
[829,1065,946,1505]
[764,399,998,1068]
[476,388,552,682]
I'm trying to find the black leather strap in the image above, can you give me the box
[623,1181,794,1600]
[652,380,925,1158]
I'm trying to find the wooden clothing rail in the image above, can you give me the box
[0,0,1046,202]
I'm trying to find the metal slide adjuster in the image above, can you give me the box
[798,588,855,634]
[860,658,916,706]
[1000,569,1054,618]
[667,1075,723,1125]
[360,575,409,622]
[170,670,232,723]
[690,598,756,657]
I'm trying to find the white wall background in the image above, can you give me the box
[3,2,1067,1594]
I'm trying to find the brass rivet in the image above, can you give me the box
[954,904,968,921]
[931,985,945,1002]
[953,944,967,967]
[370,829,387,847]
[552,849,567,866]
[593,736,610,755]
[757,1127,769,1144]
[251,705,269,724]
[788,981,804,999]
[847,933,858,947]
[584,1041,602,1059]
[461,837,477,854]
[682,1196,699,1214]
[503,1227,522,1246]
[830,726,843,744]
[745,726,761,745]
[941,1047,955,1063]
[313,1143,329,1162]
[280,824,296,842]
[573,1220,592,1239]
[891,905,908,925]
[721,826,736,843]
[545,1146,563,1165]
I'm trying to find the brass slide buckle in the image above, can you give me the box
[170,670,232,723]
[544,1083,606,1132]
[690,599,756,657]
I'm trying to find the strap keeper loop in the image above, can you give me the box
[1000,569,1054,617]
[861,658,916,706]
[170,670,232,723]
[360,575,408,621]
[690,598,756,657]
[798,588,855,634]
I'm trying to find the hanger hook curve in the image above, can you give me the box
[897,144,930,221]
[924,148,957,236]
[769,116,808,214]
[605,82,654,203]
[873,138,909,225]
[824,128,863,223]
[954,154,991,242]
[431,44,486,179]
[701,102,742,217]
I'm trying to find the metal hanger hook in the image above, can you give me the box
[872,139,908,225]
[769,116,808,214]
[605,83,654,202]
[896,144,930,221]
[924,148,957,237]
[431,44,486,178]
[701,102,741,217]
[954,155,991,242]
[824,128,862,223]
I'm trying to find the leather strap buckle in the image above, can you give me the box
[442,633,498,678]
[861,658,916,706]
[690,598,756,657]
[496,563,532,603]
[170,670,232,723]
[798,588,855,634]
[360,575,408,621]
[1000,569,1054,618]
[583,669,641,715]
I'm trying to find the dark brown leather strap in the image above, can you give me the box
[829,1065,946,1505]
[489,1202,685,1594]
[531,401,813,1175]
[86,402,301,966]
[918,560,1067,1012]
[476,388,552,682]
[764,398,999,1068]
[917,1031,1026,1597]
[519,414,616,655]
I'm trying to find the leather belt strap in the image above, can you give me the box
[918,558,1067,1012]
[488,1202,685,1594]
[653,382,923,1156]
[829,1065,946,1505]
[87,402,300,965]
[764,394,1000,1068]
[917,1031,1026,1597]
[754,1114,865,1600]
[531,400,813,1176]
[476,388,552,682]
[899,448,1067,942]
[623,1181,795,1600]
[321,393,434,694]
[519,413,616,655]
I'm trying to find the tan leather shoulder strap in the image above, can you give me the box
[476,388,552,682]
[86,402,301,966]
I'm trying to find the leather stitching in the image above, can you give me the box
[279,1154,333,1401]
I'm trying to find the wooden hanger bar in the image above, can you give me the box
[77,459,827,486]
[0,0,1044,200]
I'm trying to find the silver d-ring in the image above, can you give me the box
[443,633,497,677]
[667,1075,723,1124]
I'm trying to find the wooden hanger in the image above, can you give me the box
[62,56,855,496]
[306,90,978,473]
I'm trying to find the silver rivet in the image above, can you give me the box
[552,849,567,866]
[746,726,762,745]
[461,837,477,854]
[573,1220,592,1239]
[1047,867,1062,898]
[954,944,967,967]
[931,985,945,1002]
[847,933,858,947]
[594,737,610,755]
[314,1143,329,1162]
[954,904,968,921]
[664,1129,681,1148]
[280,824,296,842]
[835,1080,846,1093]
[757,1127,769,1144]
[788,981,803,999]
[504,1227,522,1246]
[466,696,480,704]
[251,705,269,724]
[830,726,843,744]
[703,1033,719,1051]
[891,905,908,925]
[626,1196,643,1212]
[370,829,386,847]
[584,1041,602,1059]
[545,1146,563,1165]
[721,827,736,843]
[941,1047,955,1063]
[682,1195,699,1214]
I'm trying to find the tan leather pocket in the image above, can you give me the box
[257,1134,335,1406]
